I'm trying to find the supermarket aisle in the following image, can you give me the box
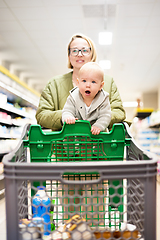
[0,178,160,240]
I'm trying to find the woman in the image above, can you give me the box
[36,34,126,130]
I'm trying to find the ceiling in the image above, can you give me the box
[0,0,160,103]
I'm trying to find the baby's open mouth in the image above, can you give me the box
[85,90,91,94]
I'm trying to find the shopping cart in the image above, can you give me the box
[3,120,157,240]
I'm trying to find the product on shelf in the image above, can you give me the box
[0,139,19,153]
[0,93,7,105]
[131,114,160,157]
[0,72,38,160]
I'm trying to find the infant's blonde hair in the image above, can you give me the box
[79,62,104,82]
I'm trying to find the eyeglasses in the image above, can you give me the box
[69,47,91,56]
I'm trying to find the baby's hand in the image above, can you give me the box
[91,126,101,135]
[65,116,76,124]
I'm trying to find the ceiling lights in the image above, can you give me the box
[98,1,112,69]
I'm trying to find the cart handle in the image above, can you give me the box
[60,171,102,185]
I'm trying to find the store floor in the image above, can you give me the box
[0,176,160,240]
[0,198,6,240]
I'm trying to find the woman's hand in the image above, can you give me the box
[91,126,101,135]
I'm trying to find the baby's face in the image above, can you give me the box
[77,68,104,102]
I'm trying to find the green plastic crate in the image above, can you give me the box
[24,120,131,163]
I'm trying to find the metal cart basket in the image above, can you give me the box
[3,120,157,240]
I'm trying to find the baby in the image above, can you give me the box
[62,62,111,134]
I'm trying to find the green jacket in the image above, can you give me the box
[36,71,126,130]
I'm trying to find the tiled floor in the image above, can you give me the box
[0,176,160,240]
[0,198,6,240]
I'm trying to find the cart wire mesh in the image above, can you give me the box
[3,121,157,240]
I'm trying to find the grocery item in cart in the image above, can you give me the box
[51,214,95,240]
[50,215,139,240]
[32,186,51,235]
[19,218,43,240]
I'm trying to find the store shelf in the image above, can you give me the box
[131,110,160,158]
[0,66,39,163]
[135,108,154,119]
[0,65,40,108]
[0,133,21,139]
[0,103,35,119]
[0,118,25,127]
[148,111,160,128]
[149,123,160,128]
[0,152,8,158]
[0,118,12,125]
[0,139,20,160]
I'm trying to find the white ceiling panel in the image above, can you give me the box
[0,0,6,7]
[118,0,156,2]
[152,2,160,15]
[0,50,19,61]
[114,36,140,46]
[115,28,144,37]
[4,0,43,7]
[84,17,114,31]
[81,0,118,4]
[144,27,160,37]
[46,5,83,19]
[0,20,22,31]
[0,8,15,21]
[116,16,149,28]
[42,0,80,6]
[21,20,55,31]
[49,18,84,37]
[149,16,160,27]
[142,35,160,45]
[147,72,160,89]
[1,31,34,47]
[120,4,153,16]
[11,7,48,21]
[27,30,59,41]
[30,36,61,49]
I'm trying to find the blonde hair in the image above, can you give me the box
[67,34,97,69]
[79,62,104,82]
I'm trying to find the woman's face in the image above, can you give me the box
[69,38,92,71]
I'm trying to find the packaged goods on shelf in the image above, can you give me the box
[0,124,24,138]
[150,142,160,157]
[136,128,159,152]
[0,111,11,120]
[0,139,19,153]
[0,68,38,163]
[131,113,160,157]
[149,110,160,127]
[0,93,7,105]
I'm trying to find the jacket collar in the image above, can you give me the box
[70,87,108,117]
